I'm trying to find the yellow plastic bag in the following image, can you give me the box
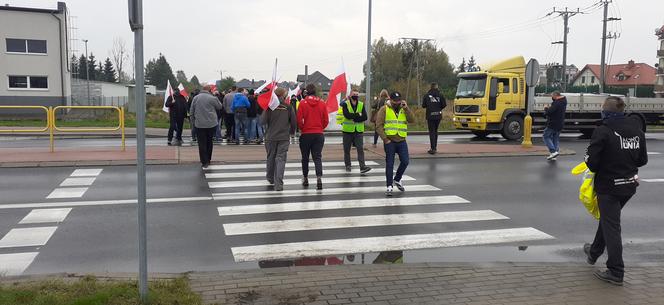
[571,162,600,219]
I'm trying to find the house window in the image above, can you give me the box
[581,76,586,84]
[591,76,595,84]
[8,76,48,89]
[618,74,625,81]
[5,38,47,54]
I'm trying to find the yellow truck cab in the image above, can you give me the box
[453,56,527,140]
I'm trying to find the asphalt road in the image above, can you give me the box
[1,133,663,276]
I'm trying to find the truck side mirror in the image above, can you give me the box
[489,78,498,98]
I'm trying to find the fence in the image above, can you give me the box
[0,105,125,152]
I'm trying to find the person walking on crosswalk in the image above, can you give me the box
[262,87,296,191]
[190,85,223,168]
[341,90,371,174]
[375,91,415,196]
[297,84,329,190]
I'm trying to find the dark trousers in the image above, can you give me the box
[196,126,216,165]
[427,119,441,151]
[373,131,379,145]
[343,132,366,169]
[224,113,235,140]
[384,141,409,187]
[299,133,325,177]
[590,193,633,279]
[168,116,185,142]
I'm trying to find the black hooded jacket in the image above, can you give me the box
[165,93,188,119]
[421,89,446,120]
[585,115,648,196]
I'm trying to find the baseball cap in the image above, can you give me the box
[389,91,403,101]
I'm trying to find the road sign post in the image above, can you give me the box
[522,59,540,148]
[129,0,148,302]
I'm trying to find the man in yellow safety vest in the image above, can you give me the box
[375,91,415,196]
[340,90,371,174]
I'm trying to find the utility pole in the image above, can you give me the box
[549,7,581,92]
[599,0,621,93]
[366,0,372,104]
[304,65,309,86]
[83,39,90,104]
[399,37,434,102]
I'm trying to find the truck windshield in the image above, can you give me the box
[456,77,487,98]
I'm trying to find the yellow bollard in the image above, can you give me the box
[49,107,54,152]
[521,114,533,148]
[121,106,126,151]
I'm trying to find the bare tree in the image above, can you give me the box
[110,37,127,83]
[127,46,135,82]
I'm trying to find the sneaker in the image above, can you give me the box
[267,179,274,185]
[175,140,183,146]
[394,180,405,192]
[316,177,323,190]
[360,167,372,174]
[274,185,283,191]
[385,186,393,197]
[427,149,436,155]
[583,243,597,265]
[201,163,209,169]
[594,269,623,286]
[345,166,352,172]
[546,151,560,160]
[302,177,309,187]
[167,141,172,146]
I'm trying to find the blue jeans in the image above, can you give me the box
[214,117,222,141]
[384,141,409,187]
[234,112,249,142]
[542,127,561,153]
[247,117,259,141]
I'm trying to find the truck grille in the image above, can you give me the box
[455,105,479,114]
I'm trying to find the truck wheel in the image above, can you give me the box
[501,115,524,141]
[472,130,491,138]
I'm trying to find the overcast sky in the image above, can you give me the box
[7,0,664,85]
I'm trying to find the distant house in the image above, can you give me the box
[571,60,657,88]
[236,79,297,92]
[296,71,332,94]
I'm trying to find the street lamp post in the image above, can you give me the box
[83,39,90,105]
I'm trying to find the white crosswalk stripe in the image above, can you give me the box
[209,161,555,263]
[0,252,39,276]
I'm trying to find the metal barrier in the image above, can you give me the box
[0,105,52,133]
[51,106,125,152]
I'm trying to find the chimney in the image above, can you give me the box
[628,60,635,67]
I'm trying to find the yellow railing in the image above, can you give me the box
[0,105,125,152]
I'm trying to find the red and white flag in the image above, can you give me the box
[162,80,174,113]
[287,84,301,100]
[258,59,281,110]
[326,60,350,113]
[177,83,189,98]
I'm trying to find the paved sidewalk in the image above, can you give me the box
[0,142,574,167]
[188,263,664,305]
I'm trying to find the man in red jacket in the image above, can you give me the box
[297,84,329,190]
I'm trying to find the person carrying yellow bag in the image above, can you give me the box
[571,162,600,219]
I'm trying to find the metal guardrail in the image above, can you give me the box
[0,105,125,152]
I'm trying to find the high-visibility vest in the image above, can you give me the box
[341,102,365,133]
[336,105,345,125]
[384,106,407,138]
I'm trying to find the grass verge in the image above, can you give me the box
[0,276,202,305]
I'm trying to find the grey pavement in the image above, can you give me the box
[0,133,662,279]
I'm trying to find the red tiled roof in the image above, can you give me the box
[571,61,657,86]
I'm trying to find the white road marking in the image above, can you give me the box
[0,196,213,210]
[231,227,555,262]
[218,195,470,216]
[223,210,508,235]
[59,177,96,187]
[647,152,661,155]
[212,185,441,200]
[70,168,103,177]
[0,227,58,248]
[206,169,382,179]
[46,187,88,199]
[208,175,416,189]
[642,179,664,183]
[0,252,39,276]
[19,208,72,224]
[205,161,379,171]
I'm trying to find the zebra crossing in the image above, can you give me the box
[206,160,555,263]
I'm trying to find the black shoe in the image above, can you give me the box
[201,163,209,169]
[275,184,283,191]
[360,167,372,174]
[594,270,623,286]
[167,141,172,146]
[316,177,323,190]
[583,243,597,265]
[302,177,309,187]
[427,149,435,155]
[345,166,352,173]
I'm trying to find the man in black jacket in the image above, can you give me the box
[165,88,188,146]
[421,83,446,154]
[584,96,648,286]
[543,91,567,160]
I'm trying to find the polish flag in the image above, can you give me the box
[258,59,281,110]
[287,84,301,100]
[326,60,350,113]
[177,83,189,98]
[162,80,174,113]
